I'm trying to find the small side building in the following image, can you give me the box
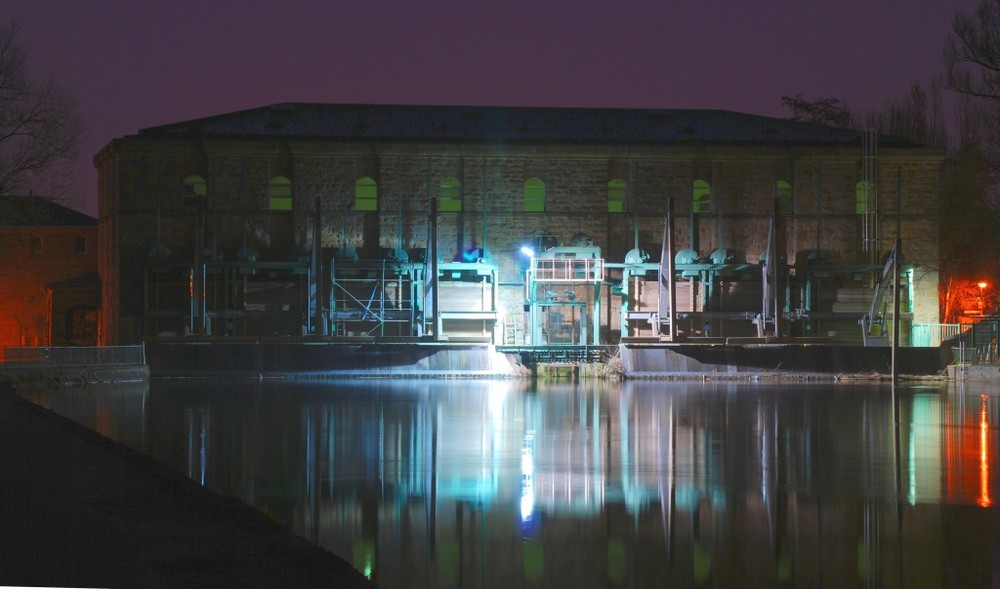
[0,196,99,354]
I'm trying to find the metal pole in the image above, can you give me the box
[426,197,438,339]
[659,199,676,340]
[193,198,206,335]
[667,201,676,341]
[762,213,775,337]
[773,197,785,338]
[891,238,900,383]
[482,159,488,254]
[311,196,325,335]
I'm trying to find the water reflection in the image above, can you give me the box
[21,380,1000,588]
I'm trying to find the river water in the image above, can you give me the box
[19,378,1000,589]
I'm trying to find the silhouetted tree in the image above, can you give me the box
[861,82,948,148]
[780,94,854,128]
[946,0,1000,104]
[942,1,1000,311]
[0,21,84,201]
[946,0,1000,168]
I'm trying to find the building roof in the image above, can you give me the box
[48,271,101,289]
[0,196,96,226]
[137,103,920,148]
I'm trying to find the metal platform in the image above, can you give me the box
[496,345,614,365]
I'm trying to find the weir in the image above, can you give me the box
[141,340,953,379]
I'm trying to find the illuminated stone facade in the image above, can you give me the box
[94,104,943,345]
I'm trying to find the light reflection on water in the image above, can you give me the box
[20,379,1000,589]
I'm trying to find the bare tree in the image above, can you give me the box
[0,21,84,201]
[945,0,1000,103]
[861,82,948,148]
[945,0,1000,164]
[944,1,1000,264]
[780,94,855,128]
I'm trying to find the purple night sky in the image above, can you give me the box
[5,0,984,216]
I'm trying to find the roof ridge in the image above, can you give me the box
[133,103,923,148]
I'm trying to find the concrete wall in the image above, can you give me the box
[145,341,526,377]
[621,344,951,377]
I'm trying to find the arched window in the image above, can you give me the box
[855,181,869,214]
[355,177,377,211]
[183,175,206,208]
[524,178,545,212]
[608,179,627,213]
[440,177,462,212]
[776,180,792,215]
[269,176,292,211]
[693,180,711,214]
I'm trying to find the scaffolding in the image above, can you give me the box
[328,256,499,342]
[329,256,420,338]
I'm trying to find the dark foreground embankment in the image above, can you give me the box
[0,385,375,589]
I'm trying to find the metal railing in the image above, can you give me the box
[2,345,146,366]
[532,257,604,282]
[910,323,966,347]
[947,318,1000,365]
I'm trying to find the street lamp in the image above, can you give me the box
[978,281,989,312]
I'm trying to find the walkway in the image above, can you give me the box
[0,386,374,589]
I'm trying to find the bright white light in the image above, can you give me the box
[521,449,534,476]
[521,448,535,521]
[520,246,535,258]
[487,385,507,420]
[520,490,534,521]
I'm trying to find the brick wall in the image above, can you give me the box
[0,226,98,349]
[97,138,943,343]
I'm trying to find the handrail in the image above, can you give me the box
[2,345,147,366]
[532,258,604,282]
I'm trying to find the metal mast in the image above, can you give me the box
[862,129,879,266]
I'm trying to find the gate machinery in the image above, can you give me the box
[523,245,604,346]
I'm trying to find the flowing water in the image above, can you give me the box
[20,378,1000,589]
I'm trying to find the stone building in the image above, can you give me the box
[94,104,943,346]
[0,196,99,352]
